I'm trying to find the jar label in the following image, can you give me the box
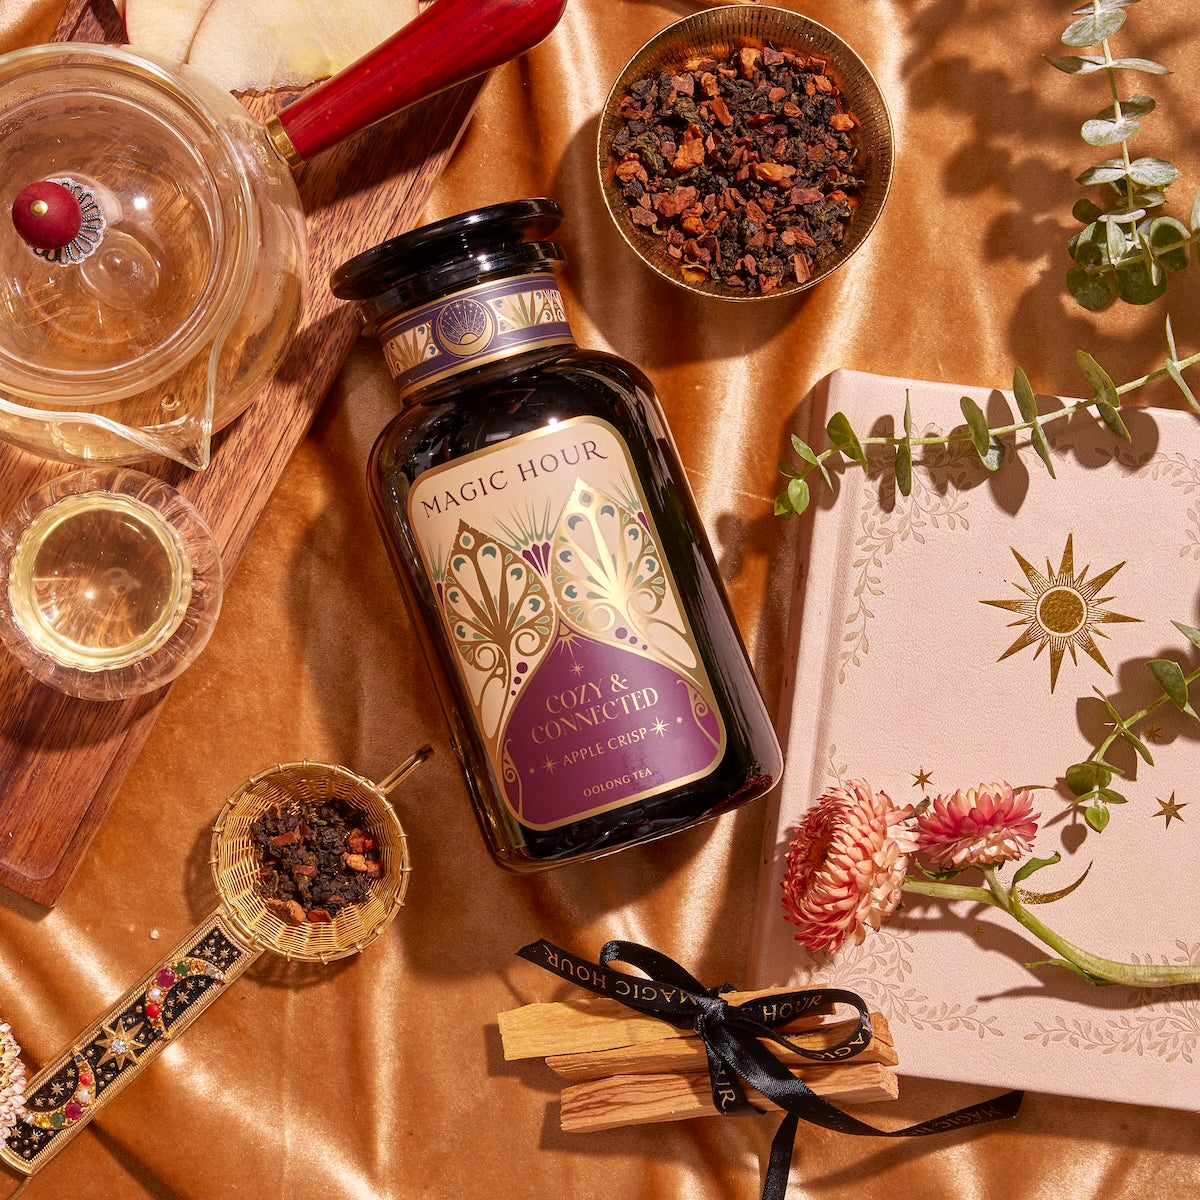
[379,274,574,397]
[408,417,727,830]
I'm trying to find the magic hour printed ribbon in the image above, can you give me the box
[517,939,1023,1200]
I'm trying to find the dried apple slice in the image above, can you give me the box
[124,0,213,63]
[186,0,420,93]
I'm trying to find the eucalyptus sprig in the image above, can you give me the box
[1063,620,1200,832]
[775,317,1200,516]
[1048,0,1200,309]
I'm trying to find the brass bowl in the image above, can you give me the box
[597,4,893,301]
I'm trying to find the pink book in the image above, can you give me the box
[749,368,1200,1110]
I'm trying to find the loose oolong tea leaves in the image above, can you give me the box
[609,43,864,294]
[251,800,382,924]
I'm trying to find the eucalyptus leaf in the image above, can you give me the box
[773,492,792,517]
[1076,350,1119,404]
[1013,367,1038,422]
[1098,788,1126,805]
[791,435,833,488]
[1084,802,1111,833]
[1076,351,1131,437]
[1127,156,1180,188]
[1067,265,1116,310]
[1082,114,1140,146]
[1166,314,1180,358]
[960,396,992,461]
[1171,620,1200,651]
[1106,56,1171,74]
[826,412,867,469]
[1145,216,1191,272]
[1029,420,1057,477]
[1105,216,1130,265]
[1048,53,1168,75]
[786,476,811,517]
[1114,253,1167,304]
[981,436,1004,472]
[1046,54,1109,75]
[1062,9,1126,46]
[1094,93,1155,120]
[1070,221,1110,267]
[1130,188,1167,210]
[1166,357,1200,413]
[1072,198,1104,223]
[1077,161,1128,186]
[1148,657,1196,713]
[1118,723,1153,765]
[1065,760,1111,795]
[1192,185,1200,233]
[1136,228,1164,287]
[894,436,913,497]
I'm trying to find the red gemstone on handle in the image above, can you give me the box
[11,181,83,251]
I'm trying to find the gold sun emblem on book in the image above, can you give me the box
[982,534,1140,692]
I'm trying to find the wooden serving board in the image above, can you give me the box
[0,0,480,906]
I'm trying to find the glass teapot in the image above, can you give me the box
[0,0,567,469]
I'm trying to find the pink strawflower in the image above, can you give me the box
[781,780,918,953]
[916,783,1040,871]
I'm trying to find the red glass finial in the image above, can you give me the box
[11,180,84,251]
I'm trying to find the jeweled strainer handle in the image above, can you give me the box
[0,911,259,1176]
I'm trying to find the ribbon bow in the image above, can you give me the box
[518,940,1022,1200]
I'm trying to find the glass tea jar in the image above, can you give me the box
[331,198,782,870]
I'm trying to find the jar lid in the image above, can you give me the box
[330,198,566,330]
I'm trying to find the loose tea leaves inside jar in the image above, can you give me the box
[608,43,864,294]
[251,800,382,924]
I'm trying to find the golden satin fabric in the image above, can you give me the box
[2,2,1199,1197]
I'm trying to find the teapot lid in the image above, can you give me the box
[0,44,248,408]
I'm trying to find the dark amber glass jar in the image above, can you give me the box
[331,198,781,871]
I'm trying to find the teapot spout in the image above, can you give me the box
[0,394,213,471]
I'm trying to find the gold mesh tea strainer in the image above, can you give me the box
[0,748,427,1176]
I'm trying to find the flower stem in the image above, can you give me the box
[901,870,1200,988]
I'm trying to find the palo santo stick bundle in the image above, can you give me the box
[498,987,837,1061]
[498,989,902,1133]
[560,1063,899,1133]
[545,1014,897,1082]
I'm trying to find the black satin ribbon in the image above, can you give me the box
[518,939,1023,1200]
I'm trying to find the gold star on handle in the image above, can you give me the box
[96,1019,146,1070]
[1154,792,1186,828]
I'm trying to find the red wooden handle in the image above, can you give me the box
[275,0,568,162]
